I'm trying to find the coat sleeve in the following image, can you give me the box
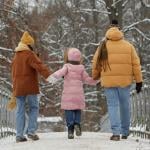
[28,52,51,79]
[131,45,143,83]
[92,47,101,80]
[52,64,68,79]
[82,67,97,85]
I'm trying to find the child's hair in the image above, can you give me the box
[96,39,111,72]
[64,48,69,64]
[64,48,82,65]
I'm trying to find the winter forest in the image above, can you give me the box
[0,0,150,132]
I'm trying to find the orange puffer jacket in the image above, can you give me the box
[92,27,142,87]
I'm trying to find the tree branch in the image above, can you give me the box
[140,0,150,8]
[77,9,111,14]
[123,18,150,32]
[97,0,106,6]
[129,27,150,41]
[0,46,13,52]
[111,0,122,7]
[122,0,129,7]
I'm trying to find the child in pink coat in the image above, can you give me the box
[47,48,98,139]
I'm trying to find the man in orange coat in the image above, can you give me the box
[12,31,51,142]
[92,20,143,141]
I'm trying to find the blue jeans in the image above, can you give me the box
[16,95,39,138]
[104,86,131,136]
[65,110,81,128]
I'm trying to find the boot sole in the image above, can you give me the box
[16,139,27,143]
[68,135,74,139]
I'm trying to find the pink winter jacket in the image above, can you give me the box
[53,63,97,110]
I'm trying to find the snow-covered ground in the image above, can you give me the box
[0,132,149,150]
[37,116,63,123]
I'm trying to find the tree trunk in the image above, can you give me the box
[105,0,123,28]
[90,0,107,115]
[90,0,99,43]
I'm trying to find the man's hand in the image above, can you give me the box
[136,82,142,93]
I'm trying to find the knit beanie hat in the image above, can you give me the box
[68,48,81,61]
[21,31,34,45]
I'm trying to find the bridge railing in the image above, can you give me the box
[130,85,150,139]
[0,84,150,139]
[0,86,16,139]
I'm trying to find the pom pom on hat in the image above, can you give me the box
[111,19,118,25]
[21,31,34,45]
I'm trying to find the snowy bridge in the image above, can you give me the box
[0,85,150,149]
[0,132,150,150]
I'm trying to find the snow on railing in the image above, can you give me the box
[0,86,16,139]
[130,85,150,139]
[37,116,63,123]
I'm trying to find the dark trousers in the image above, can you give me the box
[65,110,81,128]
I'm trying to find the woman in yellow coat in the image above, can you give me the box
[92,20,143,141]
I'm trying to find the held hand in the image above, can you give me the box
[46,75,58,84]
[96,80,101,86]
[136,82,142,93]
[96,80,100,84]
[95,80,100,85]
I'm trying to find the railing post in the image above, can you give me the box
[0,86,16,139]
[130,86,150,139]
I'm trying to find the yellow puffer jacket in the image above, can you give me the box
[92,27,143,87]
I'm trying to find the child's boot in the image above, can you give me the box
[74,123,82,136]
[68,125,74,139]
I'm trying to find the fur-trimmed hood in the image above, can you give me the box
[15,42,30,52]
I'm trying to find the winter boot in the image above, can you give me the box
[68,126,74,139]
[16,136,27,143]
[110,135,120,141]
[74,123,82,136]
[121,135,128,139]
[121,133,129,139]
[27,134,39,141]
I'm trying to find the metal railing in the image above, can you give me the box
[0,84,150,139]
[130,86,150,139]
[0,86,16,139]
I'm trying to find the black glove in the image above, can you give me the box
[136,82,142,93]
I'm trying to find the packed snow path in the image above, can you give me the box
[0,132,149,150]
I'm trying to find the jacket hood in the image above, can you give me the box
[105,27,123,41]
[15,42,30,52]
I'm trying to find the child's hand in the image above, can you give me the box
[96,80,100,84]
[46,75,58,84]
